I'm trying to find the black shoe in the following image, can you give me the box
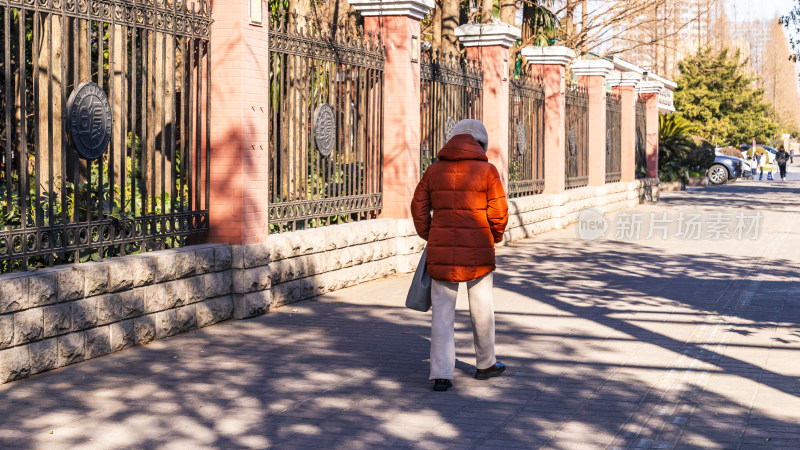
[433,379,453,391]
[475,361,506,380]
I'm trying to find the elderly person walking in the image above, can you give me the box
[411,119,509,392]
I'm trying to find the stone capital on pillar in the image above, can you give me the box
[607,72,643,88]
[636,80,664,95]
[349,0,433,219]
[348,0,435,19]
[571,59,614,78]
[573,59,614,187]
[456,23,521,191]
[455,22,521,48]
[521,46,575,66]
[523,46,574,194]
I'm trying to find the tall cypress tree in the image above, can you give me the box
[674,48,779,147]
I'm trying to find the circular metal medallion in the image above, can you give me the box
[516,121,526,155]
[67,82,112,160]
[568,127,577,156]
[313,103,336,157]
[445,117,456,141]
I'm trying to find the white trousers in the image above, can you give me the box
[429,273,496,380]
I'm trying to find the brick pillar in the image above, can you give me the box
[637,81,663,179]
[522,46,575,194]
[572,60,614,187]
[609,73,642,182]
[350,0,434,220]
[455,23,521,190]
[206,0,270,244]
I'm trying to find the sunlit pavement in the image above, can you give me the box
[1,165,799,449]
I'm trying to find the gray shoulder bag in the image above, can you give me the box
[405,247,432,312]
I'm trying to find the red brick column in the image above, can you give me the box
[609,74,642,183]
[456,23,521,190]
[350,0,434,220]
[637,81,663,179]
[522,46,575,194]
[572,60,614,187]
[205,0,270,244]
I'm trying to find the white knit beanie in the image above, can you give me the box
[450,119,489,153]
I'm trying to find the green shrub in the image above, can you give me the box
[659,114,695,182]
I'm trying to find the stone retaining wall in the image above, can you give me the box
[0,244,270,383]
[0,179,657,383]
[503,179,660,242]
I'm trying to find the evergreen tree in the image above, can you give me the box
[674,48,779,147]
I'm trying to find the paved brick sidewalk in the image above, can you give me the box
[1,172,799,449]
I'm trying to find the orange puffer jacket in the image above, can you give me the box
[411,134,509,282]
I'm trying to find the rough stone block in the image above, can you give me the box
[130,256,156,287]
[194,246,216,274]
[232,266,272,294]
[196,296,233,328]
[0,315,13,349]
[143,284,167,314]
[214,246,233,272]
[184,276,205,305]
[72,297,98,331]
[14,308,44,346]
[29,338,57,375]
[0,275,27,314]
[152,252,178,283]
[83,263,109,297]
[174,251,197,279]
[164,279,187,308]
[133,316,156,345]
[204,271,231,298]
[96,290,144,326]
[233,291,270,320]
[109,320,135,352]
[57,333,85,367]
[106,260,134,292]
[85,326,111,360]
[244,243,271,269]
[120,289,145,319]
[43,303,72,338]
[29,272,58,307]
[155,310,179,339]
[0,346,30,383]
[57,267,85,302]
[175,305,197,333]
[231,245,244,269]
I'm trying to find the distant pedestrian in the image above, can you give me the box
[776,146,790,181]
[791,147,795,164]
[411,119,509,392]
[756,152,764,180]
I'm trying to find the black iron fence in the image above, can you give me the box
[268,14,384,233]
[508,67,544,198]
[0,0,211,272]
[635,97,647,178]
[605,92,622,183]
[420,51,482,176]
[564,83,589,189]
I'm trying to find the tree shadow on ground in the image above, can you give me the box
[1,184,799,448]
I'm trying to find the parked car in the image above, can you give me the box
[708,152,750,185]
[739,144,776,164]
